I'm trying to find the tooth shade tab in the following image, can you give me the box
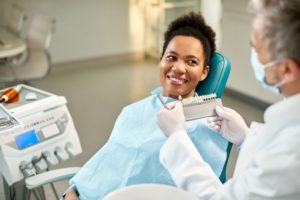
[182,93,217,107]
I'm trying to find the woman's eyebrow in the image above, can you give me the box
[186,55,200,61]
[166,51,178,55]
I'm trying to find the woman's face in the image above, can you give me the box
[159,35,208,99]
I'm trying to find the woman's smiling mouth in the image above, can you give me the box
[167,75,187,85]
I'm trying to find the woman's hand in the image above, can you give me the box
[64,188,79,200]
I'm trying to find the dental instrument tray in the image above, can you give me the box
[182,93,222,121]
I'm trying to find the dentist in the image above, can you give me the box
[157,0,300,199]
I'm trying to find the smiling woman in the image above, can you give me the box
[159,12,216,99]
[160,36,208,99]
[64,12,229,200]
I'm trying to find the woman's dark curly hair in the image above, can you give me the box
[161,12,216,67]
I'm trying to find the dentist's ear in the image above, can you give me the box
[283,59,300,82]
[200,65,209,81]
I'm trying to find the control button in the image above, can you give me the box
[42,151,59,166]
[19,161,36,177]
[65,143,76,157]
[33,157,48,173]
[54,146,69,161]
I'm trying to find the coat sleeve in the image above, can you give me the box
[159,131,223,199]
[160,129,300,200]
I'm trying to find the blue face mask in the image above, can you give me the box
[250,48,284,94]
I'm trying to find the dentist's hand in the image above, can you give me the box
[208,106,250,145]
[157,102,185,137]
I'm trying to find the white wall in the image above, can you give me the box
[221,0,282,104]
[0,0,145,64]
[201,0,222,50]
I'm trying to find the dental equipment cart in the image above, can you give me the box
[0,84,82,199]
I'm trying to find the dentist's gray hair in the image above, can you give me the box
[249,0,300,63]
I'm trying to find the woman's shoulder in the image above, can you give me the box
[122,95,156,111]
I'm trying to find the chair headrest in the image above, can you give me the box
[196,52,231,98]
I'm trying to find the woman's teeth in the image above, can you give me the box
[168,76,186,84]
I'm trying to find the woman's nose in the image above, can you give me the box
[172,60,186,73]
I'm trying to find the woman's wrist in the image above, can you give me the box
[63,187,79,200]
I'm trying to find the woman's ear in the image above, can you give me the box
[200,65,209,81]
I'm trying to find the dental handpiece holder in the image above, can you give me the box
[0,84,82,186]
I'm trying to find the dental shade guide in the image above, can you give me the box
[182,93,222,121]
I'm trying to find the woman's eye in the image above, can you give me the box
[166,55,176,61]
[187,60,198,66]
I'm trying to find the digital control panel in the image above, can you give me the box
[15,130,40,150]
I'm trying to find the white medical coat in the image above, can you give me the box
[160,93,300,200]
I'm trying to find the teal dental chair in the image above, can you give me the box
[205,52,231,183]
[197,52,232,183]
[196,52,232,183]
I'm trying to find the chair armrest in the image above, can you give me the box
[25,167,80,190]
